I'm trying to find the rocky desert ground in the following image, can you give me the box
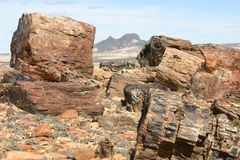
[0,12,239,160]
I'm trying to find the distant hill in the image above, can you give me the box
[221,43,240,50]
[94,33,147,52]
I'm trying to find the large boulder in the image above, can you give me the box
[106,74,138,99]
[7,81,103,116]
[137,35,193,67]
[10,13,95,82]
[191,44,240,100]
[155,48,204,90]
[133,89,240,159]
[137,35,240,100]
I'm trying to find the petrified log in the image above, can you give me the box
[212,100,240,120]
[155,48,204,90]
[10,13,95,82]
[123,83,169,112]
[106,74,138,99]
[7,81,103,116]
[133,89,240,160]
[137,35,192,67]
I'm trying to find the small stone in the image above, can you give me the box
[61,109,79,119]
[73,147,96,160]
[18,144,34,151]
[33,122,51,137]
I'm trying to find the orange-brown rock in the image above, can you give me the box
[73,147,96,160]
[155,48,204,90]
[198,44,240,72]
[3,151,67,160]
[93,67,112,79]
[60,109,79,119]
[10,13,95,82]
[106,74,138,99]
[7,81,103,115]
[33,122,51,137]
[137,35,240,100]
[18,144,34,151]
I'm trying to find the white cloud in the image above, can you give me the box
[45,0,77,5]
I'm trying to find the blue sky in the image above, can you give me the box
[0,0,240,53]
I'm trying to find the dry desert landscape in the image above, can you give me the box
[0,12,239,160]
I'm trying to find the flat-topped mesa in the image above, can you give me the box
[10,12,96,82]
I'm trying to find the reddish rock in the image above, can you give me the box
[10,13,95,82]
[18,144,34,151]
[3,151,67,160]
[106,74,138,99]
[198,44,240,72]
[137,35,192,67]
[137,35,240,100]
[155,48,204,90]
[7,81,103,115]
[33,122,51,137]
[120,67,157,83]
[93,67,112,79]
[3,151,43,160]
[73,148,96,160]
[191,45,240,100]
[191,68,232,99]
[60,109,79,119]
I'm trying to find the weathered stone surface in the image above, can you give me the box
[96,138,114,159]
[198,44,240,72]
[121,67,157,83]
[137,35,240,100]
[33,122,51,137]
[191,45,240,100]
[60,109,79,119]
[123,83,169,112]
[137,35,192,67]
[191,68,232,99]
[133,89,240,160]
[1,69,34,83]
[0,65,13,82]
[155,48,204,90]
[93,67,112,79]
[73,148,96,160]
[212,100,240,120]
[106,74,138,99]
[7,81,103,115]
[10,13,95,82]
[98,115,136,131]
[100,60,140,72]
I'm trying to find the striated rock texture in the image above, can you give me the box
[137,35,240,100]
[7,81,103,116]
[155,48,204,90]
[10,13,95,82]
[133,89,240,160]
[192,44,240,99]
[137,35,192,67]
